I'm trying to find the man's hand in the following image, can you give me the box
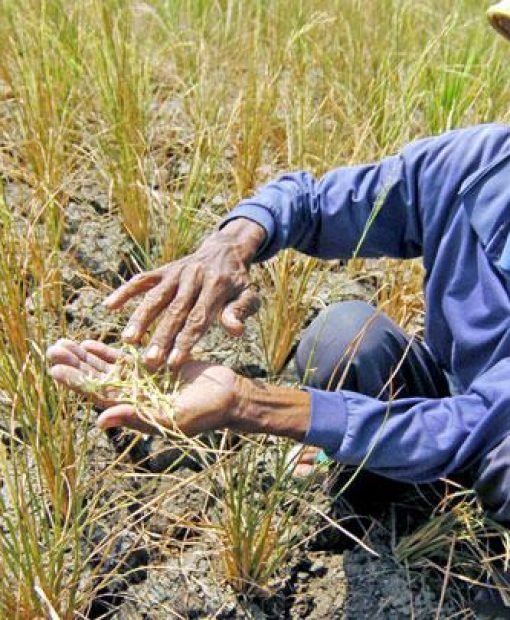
[104,219,266,370]
[47,339,311,441]
[47,339,242,436]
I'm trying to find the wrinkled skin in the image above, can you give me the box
[47,338,310,451]
[47,339,241,436]
[48,219,313,472]
[104,219,265,370]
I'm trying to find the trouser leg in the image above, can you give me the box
[295,300,449,399]
[294,301,449,509]
[473,436,510,523]
[470,439,510,614]
[295,301,510,523]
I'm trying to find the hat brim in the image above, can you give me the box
[488,3,510,41]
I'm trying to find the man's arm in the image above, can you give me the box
[222,124,510,265]
[48,338,510,484]
[295,357,510,482]
[230,360,510,484]
[107,124,510,368]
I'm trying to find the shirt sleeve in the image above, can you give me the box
[221,124,510,263]
[223,124,510,483]
[303,358,510,483]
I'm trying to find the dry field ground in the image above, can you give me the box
[1,0,510,618]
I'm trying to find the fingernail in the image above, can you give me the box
[167,349,179,367]
[145,345,161,362]
[122,325,137,340]
[96,415,108,430]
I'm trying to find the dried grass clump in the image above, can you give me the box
[258,250,323,376]
[215,438,326,598]
[396,487,510,612]
[82,346,180,435]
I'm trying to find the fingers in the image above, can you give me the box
[81,340,122,364]
[97,404,171,435]
[103,269,164,310]
[47,339,109,376]
[121,274,180,344]
[49,362,119,408]
[47,339,123,408]
[143,266,202,368]
[97,404,157,434]
[220,288,260,336]
[167,279,225,368]
[49,364,87,391]
[47,341,82,369]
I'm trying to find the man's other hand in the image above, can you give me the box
[48,339,310,441]
[104,219,265,370]
[47,339,242,436]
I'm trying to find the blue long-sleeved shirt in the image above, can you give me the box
[222,123,510,483]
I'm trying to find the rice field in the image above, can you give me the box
[1,0,510,617]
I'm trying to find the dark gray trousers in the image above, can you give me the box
[295,301,510,522]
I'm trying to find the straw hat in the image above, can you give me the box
[488,1,510,41]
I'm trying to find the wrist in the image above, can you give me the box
[219,218,266,263]
[230,377,311,441]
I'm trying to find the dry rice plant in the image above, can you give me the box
[0,0,85,309]
[215,436,331,598]
[395,486,510,612]
[258,250,323,376]
[0,196,132,618]
[90,0,152,251]
[376,259,425,333]
[0,0,84,238]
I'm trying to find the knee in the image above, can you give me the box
[295,301,381,387]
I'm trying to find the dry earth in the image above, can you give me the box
[4,177,475,619]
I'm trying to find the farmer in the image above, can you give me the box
[48,1,510,612]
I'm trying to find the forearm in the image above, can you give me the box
[231,378,311,442]
[221,158,423,261]
[221,124,510,263]
[298,356,510,483]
